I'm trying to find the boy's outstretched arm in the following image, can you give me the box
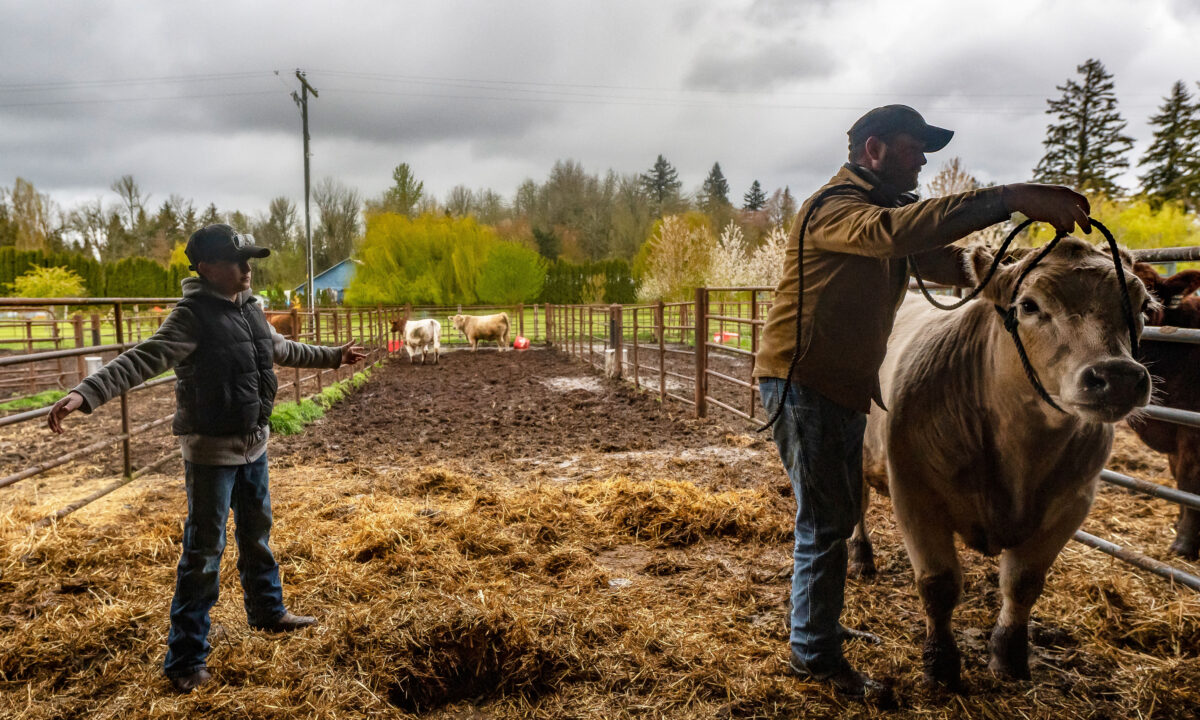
[47,306,199,434]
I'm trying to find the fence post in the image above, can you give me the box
[90,313,101,346]
[314,309,324,391]
[290,307,301,403]
[73,314,86,383]
[632,307,640,390]
[695,287,707,418]
[114,303,132,478]
[657,300,665,402]
[749,289,759,421]
[517,303,524,339]
[608,303,622,379]
[52,321,66,387]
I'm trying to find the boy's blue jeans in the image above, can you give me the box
[163,452,287,677]
[759,379,867,672]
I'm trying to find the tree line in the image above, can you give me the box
[2,56,1197,304]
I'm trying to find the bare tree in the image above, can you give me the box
[9,177,57,251]
[312,177,362,270]
[110,175,148,231]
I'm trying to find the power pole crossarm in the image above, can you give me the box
[295,69,318,310]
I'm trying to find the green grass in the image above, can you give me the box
[269,361,379,435]
[0,389,67,412]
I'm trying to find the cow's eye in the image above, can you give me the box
[1019,299,1041,315]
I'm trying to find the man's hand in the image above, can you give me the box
[47,391,85,434]
[340,338,367,366]
[1001,183,1091,235]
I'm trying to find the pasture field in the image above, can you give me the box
[1,349,1198,719]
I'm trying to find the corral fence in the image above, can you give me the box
[546,245,1200,592]
[0,298,404,527]
[0,297,557,527]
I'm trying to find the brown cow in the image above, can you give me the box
[1129,263,1200,559]
[265,312,297,338]
[859,237,1150,687]
[451,312,510,351]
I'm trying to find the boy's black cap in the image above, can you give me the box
[847,105,954,152]
[185,224,270,269]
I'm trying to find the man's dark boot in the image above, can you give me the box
[252,611,316,632]
[169,668,212,694]
[789,655,896,708]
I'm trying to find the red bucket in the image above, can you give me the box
[513,336,530,350]
[388,340,402,352]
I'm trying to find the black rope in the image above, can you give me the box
[992,231,1068,412]
[911,218,1035,310]
[756,184,862,433]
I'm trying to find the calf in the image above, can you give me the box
[863,237,1150,687]
[1128,263,1200,558]
[399,318,441,365]
[265,312,297,338]
[451,312,510,351]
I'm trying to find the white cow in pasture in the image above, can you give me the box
[397,318,441,365]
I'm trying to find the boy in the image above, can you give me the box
[47,223,366,693]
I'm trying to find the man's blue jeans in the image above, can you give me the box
[163,452,287,677]
[760,379,867,672]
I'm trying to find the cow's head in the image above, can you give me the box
[1133,262,1200,326]
[391,318,406,334]
[966,236,1152,423]
[450,314,466,330]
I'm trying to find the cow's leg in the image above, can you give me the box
[989,496,1090,680]
[848,479,876,579]
[892,485,962,688]
[1170,431,1200,559]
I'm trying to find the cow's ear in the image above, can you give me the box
[965,244,1016,302]
[1164,270,1200,302]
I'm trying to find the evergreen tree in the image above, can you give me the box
[1138,80,1200,210]
[743,180,767,210]
[698,162,731,212]
[639,154,682,214]
[1033,58,1134,196]
[200,203,220,226]
[366,163,424,217]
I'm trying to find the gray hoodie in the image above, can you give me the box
[73,277,343,465]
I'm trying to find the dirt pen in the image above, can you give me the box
[1,284,1199,717]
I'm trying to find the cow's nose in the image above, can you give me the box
[1079,359,1150,405]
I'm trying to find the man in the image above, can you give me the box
[753,105,1091,700]
[47,224,368,694]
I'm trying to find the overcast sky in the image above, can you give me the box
[2,0,1199,221]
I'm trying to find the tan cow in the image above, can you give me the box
[451,312,510,351]
[861,236,1150,688]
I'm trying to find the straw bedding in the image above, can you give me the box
[1,350,1197,718]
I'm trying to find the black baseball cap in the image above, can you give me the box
[184,224,270,269]
[847,105,954,152]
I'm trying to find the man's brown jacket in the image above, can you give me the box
[752,165,1009,413]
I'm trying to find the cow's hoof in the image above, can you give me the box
[848,540,877,580]
[1169,536,1199,560]
[987,623,1031,681]
[922,636,962,690]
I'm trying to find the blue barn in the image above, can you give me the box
[292,258,360,305]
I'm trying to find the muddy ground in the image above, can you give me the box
[1,347,1198,719]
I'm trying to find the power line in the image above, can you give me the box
[0,71,271,93]
[0,89,280,109]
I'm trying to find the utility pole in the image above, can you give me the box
[292,70,319,308]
